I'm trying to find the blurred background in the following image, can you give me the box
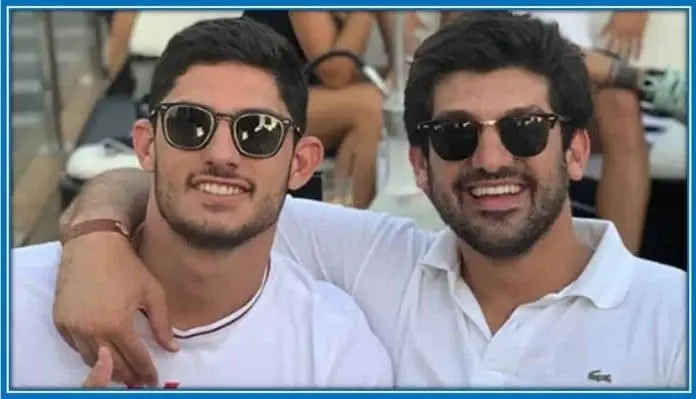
[12,11,108,245]
[10,10,688,270]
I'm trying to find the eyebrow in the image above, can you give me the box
[432,105,551,121]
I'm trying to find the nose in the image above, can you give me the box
[468,125,514,172]
[202,121,243,166]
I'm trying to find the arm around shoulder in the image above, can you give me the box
[318,284,394,388]
[276,197,417,289]
[59,168,150,237]
[54,168,174,387]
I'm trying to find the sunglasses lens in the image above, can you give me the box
[233,113,286,157]
[164,105,214,149]
[426,120,479,161]
[498,115,552,157]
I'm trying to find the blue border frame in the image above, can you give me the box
[1,4,692,398]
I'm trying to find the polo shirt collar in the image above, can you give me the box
[419,218,634,309]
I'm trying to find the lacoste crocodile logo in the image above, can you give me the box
[587,369,612,383]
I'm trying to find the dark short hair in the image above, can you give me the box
[149,16,308,133]
[404,11,593,150]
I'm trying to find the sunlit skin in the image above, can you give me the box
[129,62,322,329]
[133,63,300,251]
[412,67,588,259]
[409,67,592,331]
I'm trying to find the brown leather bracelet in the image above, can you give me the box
[60,219,132,245]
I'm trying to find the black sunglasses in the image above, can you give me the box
[415,113,570,161]
[149,102,299,159]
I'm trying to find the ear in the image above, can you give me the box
[566,128,590,182]
[409,145,430,192]
[288,135,324,191]
[132,119,156,172]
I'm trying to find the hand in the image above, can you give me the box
[53,233,178,387]
[82,346,114,388]
[600,11,649,61]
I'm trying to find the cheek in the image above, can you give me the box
[429,161,461,191]
[156,150,200,185]
[525,153,565,186]
[252,159,291,191]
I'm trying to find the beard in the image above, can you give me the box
[154,162,289,252]
[427,156,569,260]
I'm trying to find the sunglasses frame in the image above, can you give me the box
[150,102,299,159]
[415,113,571,161]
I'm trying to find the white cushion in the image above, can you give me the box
[129,11,244,58]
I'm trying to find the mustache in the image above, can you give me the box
[452,167,535,191]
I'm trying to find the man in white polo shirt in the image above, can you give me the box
[11,17,392,389]
[50,12,685,388]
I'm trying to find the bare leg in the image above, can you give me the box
[306,83,383,208]
[105,12,137,79]
[592,88,650,254]
[373,12,425,59]
[584,49,686,122]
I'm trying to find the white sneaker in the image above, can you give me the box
[643,69,687,123]
[65,139,142,181]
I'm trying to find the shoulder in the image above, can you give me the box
[279,196,436,269]
[627,257,686,314]
[625,257,686,384]
[11,242,87,387]
[308,280,393,387]
[11,241,63,320]
[12,241,62,295]
[269,252,377,342]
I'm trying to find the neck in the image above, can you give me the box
[137,201,274,331]
[460,203,591,331]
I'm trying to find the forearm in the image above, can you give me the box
[59,168,151,238]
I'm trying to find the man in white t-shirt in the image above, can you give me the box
[50,12,685,388]
[11,17,392,389]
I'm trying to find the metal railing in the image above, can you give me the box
[37,11,63,154]
[35,10,106,155]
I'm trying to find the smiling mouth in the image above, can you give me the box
[469,183,522,198]
[195,182,248,196]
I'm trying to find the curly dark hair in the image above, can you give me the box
[148,16,308,133]
[404,11,593,152]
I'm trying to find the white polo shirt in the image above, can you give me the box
[273,197,687,388]
[11,241,393,388]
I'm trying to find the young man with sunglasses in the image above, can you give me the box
[11,17,392,388]
[49,12,685,387]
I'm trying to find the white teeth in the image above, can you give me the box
[196,182,244,196]
[470,184,522,198]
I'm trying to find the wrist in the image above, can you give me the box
[60,219,133,246]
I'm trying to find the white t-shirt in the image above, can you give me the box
[11,242,393,388]
[272,197,687,388]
